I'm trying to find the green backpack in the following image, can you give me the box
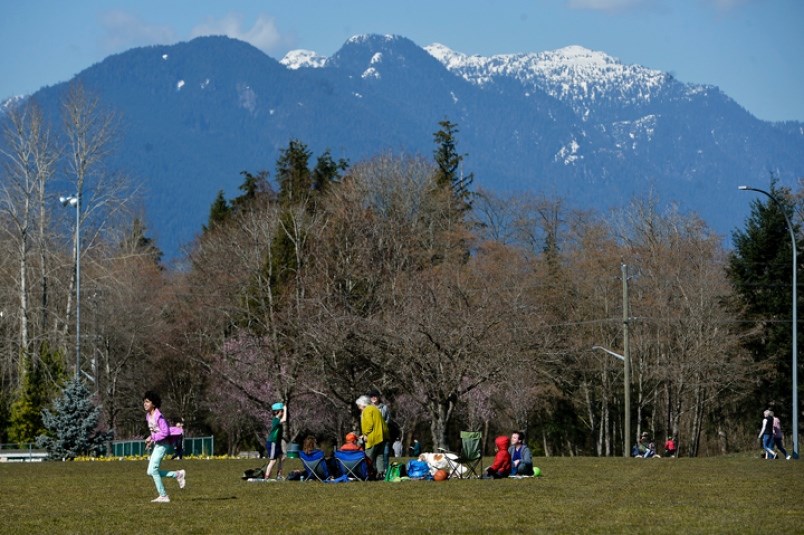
[384,462,402,482]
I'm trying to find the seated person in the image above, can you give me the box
[637,432,656,458]
[484,435,511,479]
[663,436,677,457]
[339,432,363,452]
[508,431,533,476]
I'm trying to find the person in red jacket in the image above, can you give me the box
[484,435,511,479]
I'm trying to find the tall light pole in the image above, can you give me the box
[60,194,80,379]
[738,185,799,459]
[592,346,631,457]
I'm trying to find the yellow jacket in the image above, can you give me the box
[361,404,389,449]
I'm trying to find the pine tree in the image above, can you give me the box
[204,190,231,232]
[8,343,65,443]
[433,118,473,214]
[36,376,113,459]
[727,181,800,412]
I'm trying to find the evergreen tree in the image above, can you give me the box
[231,170,272,213]
[204,190,231,232]
[727,182,800,412]
[311,149,348,199]
[8,343,65,443]
[36,376,113,459]
[433,118,474,214]
[122,218,163,265]
[276,139,312,207]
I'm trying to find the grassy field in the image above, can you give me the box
[3,454,802,534]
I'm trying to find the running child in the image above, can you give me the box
[143,391,186,502]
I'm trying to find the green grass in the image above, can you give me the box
[3,455,802,534]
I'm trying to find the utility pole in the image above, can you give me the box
[622,263,631,458]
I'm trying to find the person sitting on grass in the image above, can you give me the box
[339,432,363,452]
[484,435,511,479]
[508,431,533,476]
[637,432,656,458]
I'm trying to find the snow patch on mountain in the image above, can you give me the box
[281,49,327,69]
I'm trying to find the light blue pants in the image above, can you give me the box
[147,443,177,496]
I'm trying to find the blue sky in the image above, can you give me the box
[3,0,802,121]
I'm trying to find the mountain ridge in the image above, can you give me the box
[3,34,802,261]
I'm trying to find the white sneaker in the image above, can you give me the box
[151,495,170,503]
[176,469,186,489]
[786,455,792,460]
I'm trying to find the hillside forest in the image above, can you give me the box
[1,85,800,457]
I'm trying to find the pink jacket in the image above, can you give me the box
[146,408,170,443]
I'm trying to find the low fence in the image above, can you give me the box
[0,443,48,462]
[111,436,214,457]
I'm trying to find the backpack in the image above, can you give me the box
[384,462,402,482]
[406,459,431,479]
[241,467,265,480]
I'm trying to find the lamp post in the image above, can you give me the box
[60,194,80,379]
[592,345,629,457]
[738,185,799,459]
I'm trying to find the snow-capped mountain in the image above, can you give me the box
[424,43,707,120]
[280,49,327,69]
[4,34,802,260]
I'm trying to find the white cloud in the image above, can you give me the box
[190,13,284,53]
[566,0,650,11]
[704,0,754,11]
[99,10,177,53]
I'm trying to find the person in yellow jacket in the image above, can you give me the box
[356,395,389,479]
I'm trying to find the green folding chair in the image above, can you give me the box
[441,431,483,479]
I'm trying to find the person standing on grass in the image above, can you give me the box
[357,395,389,479]
[264,402,288,480]
[758,409,776,459]
[169,417,184,460]
[369,389,392,472]
[663,436,677,458]
[772,413,790,460]
[143,391,185,503]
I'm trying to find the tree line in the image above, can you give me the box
[0,86,798,457]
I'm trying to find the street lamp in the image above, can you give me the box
[60,194,80,379]
[738,185,799,459]
[592,346,630,457]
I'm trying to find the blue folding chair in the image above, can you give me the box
[299,449,331,481]
[334,449,369,481]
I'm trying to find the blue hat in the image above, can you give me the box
[271,402,284,411]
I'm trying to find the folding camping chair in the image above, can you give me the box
[333,449,369,481]
[299,449,331,481]
[440,431,483,479]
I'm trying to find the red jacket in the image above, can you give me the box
[488,436,511,475]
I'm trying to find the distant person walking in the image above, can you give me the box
[758,409,776,459]
[773,414,791,460]
[143,391,186,503]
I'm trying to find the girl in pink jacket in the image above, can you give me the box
[143,391,186,502]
